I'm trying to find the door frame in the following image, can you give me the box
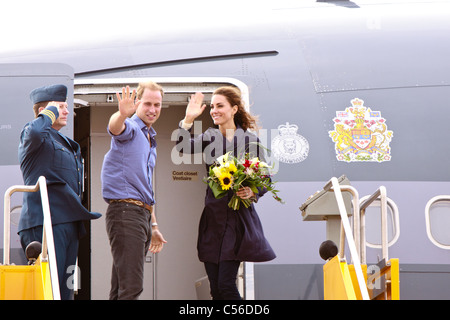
[74,76,255,299]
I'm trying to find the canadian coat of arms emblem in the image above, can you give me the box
[271,122,309,163]
[328,98,393,162]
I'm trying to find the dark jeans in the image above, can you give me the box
[204,260,242,300]
[105,202,152,300]
[19,222,80,300]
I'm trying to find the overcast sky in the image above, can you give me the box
[1,0,445,54]
[1,0,284,53]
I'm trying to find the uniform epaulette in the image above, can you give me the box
[39,106,58,124]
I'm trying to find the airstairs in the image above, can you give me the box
[1,176,60,300]
[300,176,400,300]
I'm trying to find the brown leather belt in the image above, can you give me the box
[110,199,153,213]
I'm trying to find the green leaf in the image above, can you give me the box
[208,181,227,199]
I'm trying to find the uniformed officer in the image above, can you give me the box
[18,84,101,300]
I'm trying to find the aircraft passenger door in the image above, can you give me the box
[86,93,212,300]
[79,79,246,299]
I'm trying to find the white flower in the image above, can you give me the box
[216,152,231,165]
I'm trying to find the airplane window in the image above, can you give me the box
[360,197,400,249]
[427,200,450,247]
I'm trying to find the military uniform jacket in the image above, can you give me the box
[18,106,101,233]
[176,125,276,264]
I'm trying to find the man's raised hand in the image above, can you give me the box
[117,86,141,117]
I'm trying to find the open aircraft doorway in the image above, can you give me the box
[74,77,252,299]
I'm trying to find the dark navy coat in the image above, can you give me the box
[177,125,276,263]
[18,106,101,234]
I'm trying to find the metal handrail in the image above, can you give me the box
[324,177,369,300]
[425,195,450,250]
[3,176,61,299]
[360,186,389,263]
[360,195,400,250]
[327,185,360,261]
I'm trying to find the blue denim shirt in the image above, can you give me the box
[101,114,157,206]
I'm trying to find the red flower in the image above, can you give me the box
[243,159,252,168]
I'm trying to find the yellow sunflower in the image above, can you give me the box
[218,172,233,190]
[227,162,237,175]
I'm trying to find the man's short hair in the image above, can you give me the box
[136,81,164,99]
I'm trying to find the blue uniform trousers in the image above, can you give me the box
[19,222,80,300]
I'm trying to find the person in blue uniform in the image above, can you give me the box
[176,86,276,300]
[18,84,101,300]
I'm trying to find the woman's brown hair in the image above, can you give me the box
[213,86,259,131]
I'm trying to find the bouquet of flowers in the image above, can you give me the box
[205,151,283,210]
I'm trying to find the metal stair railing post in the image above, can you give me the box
[3,176,60,300]
[330,185,360,262]
[4,182,40,265]
[360,186,402,299]
[360,186,389,263]
[324,177,370,300]
[38,176,61,300]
